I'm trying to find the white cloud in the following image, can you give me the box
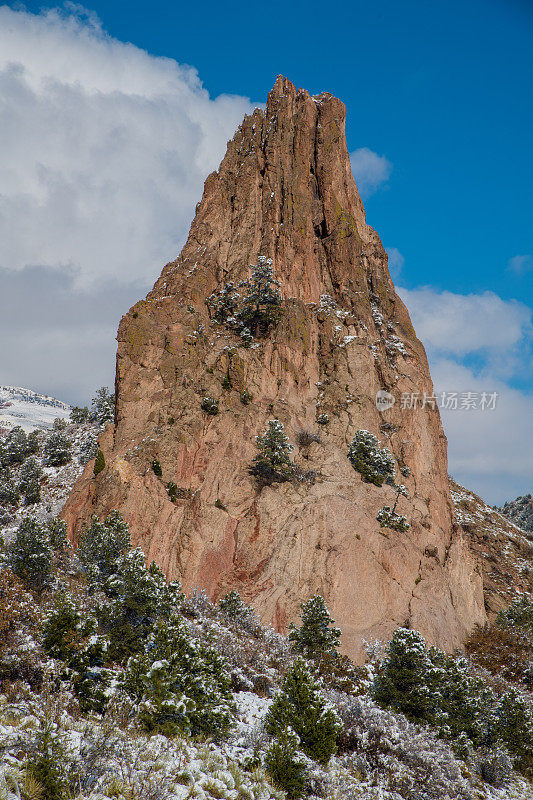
[399,285,533,504]
[0,5,258,288]
[349,147,392,198]
[385,246,404,279]
[508,254,533,275]
[0,4,258,405]
[398,287,531,363]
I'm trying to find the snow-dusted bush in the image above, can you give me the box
[497,596,533,633]
[327,690,475,799]
[0,470,19,508]
[42,593,111,713]
[18,456,42,505]
[376,505,410,531]
[91,386,115,423]
[219,589,258,631]
[8,517,53,592]
[4,426,29,465]
[201,396,219,415]
[44,431,72,467]
[100,547,183,659]
[250,419,295,483]
[77,511,130,585]
[347,430,395,486]
[289,595,341,660]
[79,431,98,465]
[122,613,235,738]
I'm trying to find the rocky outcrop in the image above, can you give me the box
[63,76,485,661]
[498,494,533,533]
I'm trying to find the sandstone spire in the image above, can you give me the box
[63,76,485,660]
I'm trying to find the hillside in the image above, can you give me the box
[0,386,71,434]
[0,415,532,799]
[498,495,533,534]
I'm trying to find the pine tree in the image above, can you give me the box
[18,457,42,505]
[288,595,341,660]
[219,589,256,629]
[492,689,533,775]
[240,256,283,334]
[77,511,130,585]
[206,281,241,325]
[8,517,53,592]
[264,727,308,799]
[122,613,235,738]
[44,431,71,466]
[91,387,115,423]
[5,426,29,465]
[250,419,295,482]
[70,406,90,424]
[0,469,19,507]
[347,429,395,486]
[42,594,110,713]
[265,657,341,764]
[27,430,41,454]
[497,597,533,633]
[372,628,436,723]
[46,518,69,552]
[100,547,183,660]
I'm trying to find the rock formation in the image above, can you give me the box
[63,76,485,661]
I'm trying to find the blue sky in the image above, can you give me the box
[0,0,531,501]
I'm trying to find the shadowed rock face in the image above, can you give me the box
[62,76,485,661]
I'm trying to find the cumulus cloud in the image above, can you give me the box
[508,254,533,275]
[0,5,258,289]
[349,147,392,198]
[400,285,533,503]
[398,287,532,367]
[0,4,259,404]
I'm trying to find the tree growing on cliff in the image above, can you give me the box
[240,256,283,334]
[289,595,341,660]
[348,430,395,486]
[265,657,341,764]
[250,419,295,483]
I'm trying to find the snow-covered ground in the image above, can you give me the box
[0,386,71,433]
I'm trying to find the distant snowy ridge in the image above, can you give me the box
[0,385,71,432]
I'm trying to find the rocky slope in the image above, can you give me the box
[498,495,533,533]
[62,76,485,661]
[451,480,533,616]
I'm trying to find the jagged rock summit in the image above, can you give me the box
[63,76,485,660]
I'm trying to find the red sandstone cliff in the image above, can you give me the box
[63,76,485,661]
